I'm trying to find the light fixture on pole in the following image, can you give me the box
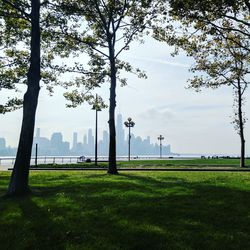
[157,135,164,159]
[92,94,102,166]
[124,117,135,161]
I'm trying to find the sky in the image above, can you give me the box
[0,37,249,156]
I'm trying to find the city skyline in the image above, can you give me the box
[0,114,171,157]
[0,37,249,155]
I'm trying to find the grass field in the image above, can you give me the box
[34,158,250,169]
[1,171,250,249]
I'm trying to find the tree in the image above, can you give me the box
[57,0,159,174]
[187,34,248,168]
[0,3,25,113]
[154,0,249,167]
[0,0,41,196]
[0,0,75,196]
[167,0,250,51]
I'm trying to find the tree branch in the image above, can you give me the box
[0,0,30,20]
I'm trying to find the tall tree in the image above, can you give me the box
[154,0,249,167]
[0,0,41,196]
[1,0,75,196]
[57,0,159,174]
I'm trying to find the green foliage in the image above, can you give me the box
[154,0,249,137]
[0,0,85,113]
[55,0,158,106]
[1,171,250,249]
[0,2,29,113]
[0,97,23,113]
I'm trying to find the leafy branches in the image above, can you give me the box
[52,0,159,172]
[157,0,249,167]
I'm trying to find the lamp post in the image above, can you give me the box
[92,94,102,166]
[124,117,135,161]
[157,135,164,159]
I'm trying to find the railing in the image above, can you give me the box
[0,156,88,166]
[0,155,180,167]
[4,154,243,167]
[0,156,125,166]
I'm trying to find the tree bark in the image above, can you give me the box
[107,44,118,174]
[237,80,245,168]
[7,0,41,196]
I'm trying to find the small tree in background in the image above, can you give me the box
[154,0,249,167]
[186,35,248,168]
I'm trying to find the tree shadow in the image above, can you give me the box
[0,172,250,249]
[0,195,70,249]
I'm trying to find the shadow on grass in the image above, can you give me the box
[0,172,250,249]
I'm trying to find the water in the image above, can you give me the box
[1,153,245,171]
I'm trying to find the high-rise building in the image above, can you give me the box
[51,132,63,146]
[88,129,94,149]
[73,132,77,150]
[103,130,109,145]
[116,114,125,141]
[99,130,109,155]
[116,114,125,154]
[36,128,40,138]
[83,134,87,145]
[0,138,6,149]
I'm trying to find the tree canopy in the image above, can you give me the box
[0,0,90,196]
[154,0,249,167]
[55,0,161,173]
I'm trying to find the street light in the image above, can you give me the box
[124,117,135,161]
[92,94,102,166]
[157,135,164,158]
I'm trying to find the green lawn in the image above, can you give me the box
[1,171,250,249]
[119,158,250,167]
[34,158,250,168]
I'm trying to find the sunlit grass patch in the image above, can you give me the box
[0,171,250,249]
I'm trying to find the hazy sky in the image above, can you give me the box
[0,37,249,155]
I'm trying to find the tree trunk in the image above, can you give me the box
[7,0,41,196]
[237,79,245,168]
[107,45,118,174]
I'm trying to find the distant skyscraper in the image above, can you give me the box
[0,138,6,149]
[51,132,63,146]
[36,128,40,138]
[116,114,125,141]
[88,129,94,149]
[117,114,122,128]
[73,132,77,149]
[99,130,109,155]
[83,134,87,145]
[103,130,109,145]
[116,114,125,154]
[49,132,69,155]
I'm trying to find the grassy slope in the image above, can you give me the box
[1,171,250,249]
